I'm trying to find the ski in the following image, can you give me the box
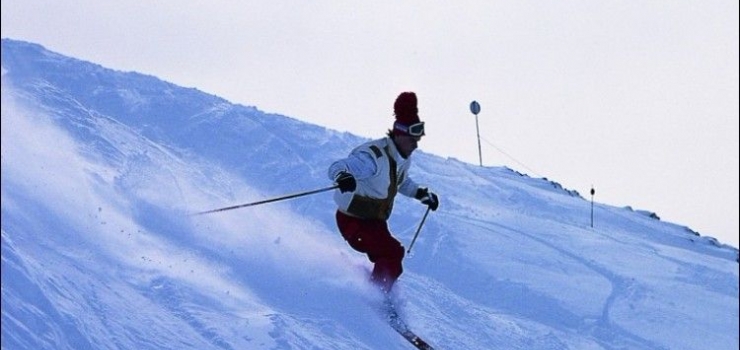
[382,300,435,350]
[393,326,435,350]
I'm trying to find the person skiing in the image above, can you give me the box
[327,91,439,293]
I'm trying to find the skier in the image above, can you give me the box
[328,91,440,293]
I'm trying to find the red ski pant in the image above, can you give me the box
[335,211,405,292]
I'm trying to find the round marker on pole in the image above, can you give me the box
[470,101,482,166]
[470,101,481,115]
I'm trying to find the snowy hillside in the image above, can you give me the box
[2,38,738,350]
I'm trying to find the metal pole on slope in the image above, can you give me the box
[190,185,339,216]
[470,101,483,167]
[590,185,595,228]
[407,206,432,254]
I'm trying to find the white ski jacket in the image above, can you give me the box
[328,137,420,220]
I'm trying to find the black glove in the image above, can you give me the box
[335,171,356,193]
[415,187,439,211]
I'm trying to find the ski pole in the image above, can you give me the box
[406,206,432,254]
[190,185,339,216]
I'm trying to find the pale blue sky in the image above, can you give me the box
[2,0,738,248]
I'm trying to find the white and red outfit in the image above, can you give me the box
[328,136,421,292]
[329,91,438,292]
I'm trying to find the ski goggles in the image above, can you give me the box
[394,121,425,137]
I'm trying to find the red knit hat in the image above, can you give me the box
[393,92,422,136]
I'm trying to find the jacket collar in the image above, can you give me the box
[384,136,406,161]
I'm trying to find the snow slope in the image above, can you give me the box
[2,38,738,350]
